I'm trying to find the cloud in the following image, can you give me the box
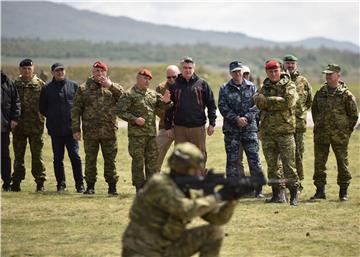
[55,1,359,45]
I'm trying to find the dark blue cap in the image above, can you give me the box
[51,63,65,71]
[229,61,242,72]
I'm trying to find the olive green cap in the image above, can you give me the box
[322,64,341,74]
[283,54,298,61]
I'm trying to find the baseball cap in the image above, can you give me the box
[322,64,341,74]
[229,61,242,72]
[51,63,65,71]
[242,65,251,74]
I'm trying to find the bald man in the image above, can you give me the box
[155,65,180,172]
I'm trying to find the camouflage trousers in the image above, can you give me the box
[84,138,118,184]
[156,129,174,172]
[12,133,46,184]
[122,223,223,257]
[224,132,264,181]
[294,132,305,181]
[238,143,245,177]
[262,134,299,189]
[128,136,158,187]
[313,140,351,187]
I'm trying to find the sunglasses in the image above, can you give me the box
[167,76,177,79]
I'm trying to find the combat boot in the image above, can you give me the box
[289,187,299,206]
[255,186,264,198]
[57,183,66,192]
[310,186,326,200]
[11,181,21,192]
[265,187,282,203]
[2,182,11,192]
[108,183,118,196]
[84,183,95,195]
[76,183,85,193]
[36,182,45,192]
[339,186,348,201]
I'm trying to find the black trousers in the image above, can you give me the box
[1,132,11,185]
[50,135,83,188]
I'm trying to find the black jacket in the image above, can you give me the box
[39,78,78,136]
[165,74,217,129]
[1,72,21,133]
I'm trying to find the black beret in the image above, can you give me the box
[19,58,33,67]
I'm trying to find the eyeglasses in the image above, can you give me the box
[167,76,177,79]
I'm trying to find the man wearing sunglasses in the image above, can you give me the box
[155,65,180,172]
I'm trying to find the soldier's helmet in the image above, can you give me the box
[168,142,204,171]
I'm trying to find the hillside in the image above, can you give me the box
[2,38,360,83]
[1,1,359,52]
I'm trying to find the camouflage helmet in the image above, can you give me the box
[168,142,204,171]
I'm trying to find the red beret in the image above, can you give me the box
[138,68,152,79]
[93,60,108,71]
[265,60,280,70]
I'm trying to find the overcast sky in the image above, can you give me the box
[55,1,359,46]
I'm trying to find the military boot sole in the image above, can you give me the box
[265,198,286,204]
[339,196,348,201]
[309,195,326,200]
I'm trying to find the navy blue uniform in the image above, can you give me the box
[218,79,264,181]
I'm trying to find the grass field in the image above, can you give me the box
[1,127,359,257]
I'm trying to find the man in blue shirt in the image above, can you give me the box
[218,61,265,197]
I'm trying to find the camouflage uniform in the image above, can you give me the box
[71,77,123,184]
[312,81,358,187]
[218,79,265,183]
[291,71,312,182]
[121,172,237,257]
[117,86,172,188]
[253,73,299,189]
[12,75,46,184]
[155,81,174,172]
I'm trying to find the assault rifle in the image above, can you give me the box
[172,169,267,199]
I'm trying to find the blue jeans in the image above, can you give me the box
[51,135,83,188]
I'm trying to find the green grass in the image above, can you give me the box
[1,128,360,257]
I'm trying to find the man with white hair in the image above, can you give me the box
[155,65,180,172]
